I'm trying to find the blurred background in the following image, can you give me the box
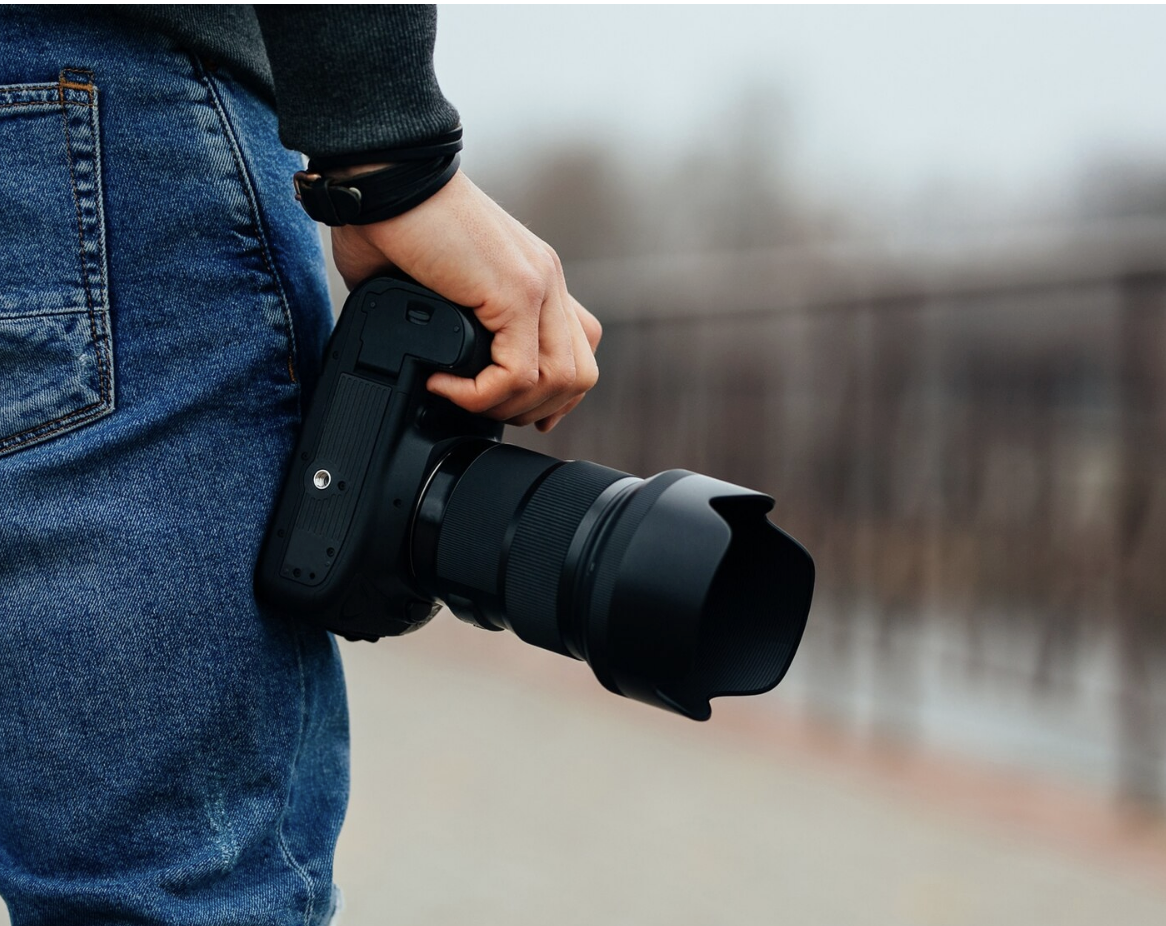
[2,9,1164,926]
[329,6,1166,925]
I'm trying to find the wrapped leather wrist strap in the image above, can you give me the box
[293,129,463,226]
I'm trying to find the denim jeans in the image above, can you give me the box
[0,10,348,925]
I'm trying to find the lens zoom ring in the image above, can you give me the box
[504,462,627,654]
[436,446,558,594]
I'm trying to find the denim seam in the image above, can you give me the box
[192,57,300,386]
[190,60,318,922]
[0,401,109,452]
[0,101,95,110]
[0,83,56,94]
[0,81,90,99]
[0,305,100,320]
[278,626,316,926]
[58,69,113,411]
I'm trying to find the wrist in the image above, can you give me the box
[294,154,460,227]
[294,128,464,227]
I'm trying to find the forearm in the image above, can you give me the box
[254,4,460,160]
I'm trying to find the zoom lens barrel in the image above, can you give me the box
[412,441,813,720]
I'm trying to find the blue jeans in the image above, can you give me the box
[0,11,348,925]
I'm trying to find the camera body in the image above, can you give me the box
[255,275,498,639]
[257,274,814,720]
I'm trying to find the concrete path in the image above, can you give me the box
[3,611,1163,926]
[333,613,1166,926]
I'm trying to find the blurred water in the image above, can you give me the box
[785,609,1161,796]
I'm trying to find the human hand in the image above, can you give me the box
[330,170,601,431]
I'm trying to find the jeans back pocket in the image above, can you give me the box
[0,68,114,458]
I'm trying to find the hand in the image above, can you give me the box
[330,170,601,431]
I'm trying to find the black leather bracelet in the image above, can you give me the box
[294,128,463,227]
[293,152,460,226]
[307,128,463,173]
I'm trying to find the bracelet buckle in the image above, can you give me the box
[292,171,363,226]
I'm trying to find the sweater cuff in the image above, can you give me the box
[255,4,461,161]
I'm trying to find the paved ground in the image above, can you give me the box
[332,612,1166,926]
[3,611,1164,926]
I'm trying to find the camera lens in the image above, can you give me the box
[411,441,814,720]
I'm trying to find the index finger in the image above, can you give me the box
[425,307,540,415]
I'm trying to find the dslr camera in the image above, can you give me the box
[255,275,813,720]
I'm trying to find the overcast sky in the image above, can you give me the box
[434,5,1166,221]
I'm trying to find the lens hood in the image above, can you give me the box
[417,443,814,721]
[577,473,814,720]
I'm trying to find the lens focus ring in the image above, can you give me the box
[434,445,558,595]
[503,461,627,655]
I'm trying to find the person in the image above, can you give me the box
[0,6,599,925]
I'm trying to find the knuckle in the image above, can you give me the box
[545,360,575,394]
[543,245,564,277]
[523,248,558,289]
[579,358,599,392]
[515,271,547,307]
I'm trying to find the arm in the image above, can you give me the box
[254,4,457,157]
[256,5,600,430]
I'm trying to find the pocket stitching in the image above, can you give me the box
[59,69,113,411]
[0,400,110,453]
[0,101,92,110]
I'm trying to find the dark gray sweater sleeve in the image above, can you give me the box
[254,4,460,160]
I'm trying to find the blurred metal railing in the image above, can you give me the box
[524,216,1166,810]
